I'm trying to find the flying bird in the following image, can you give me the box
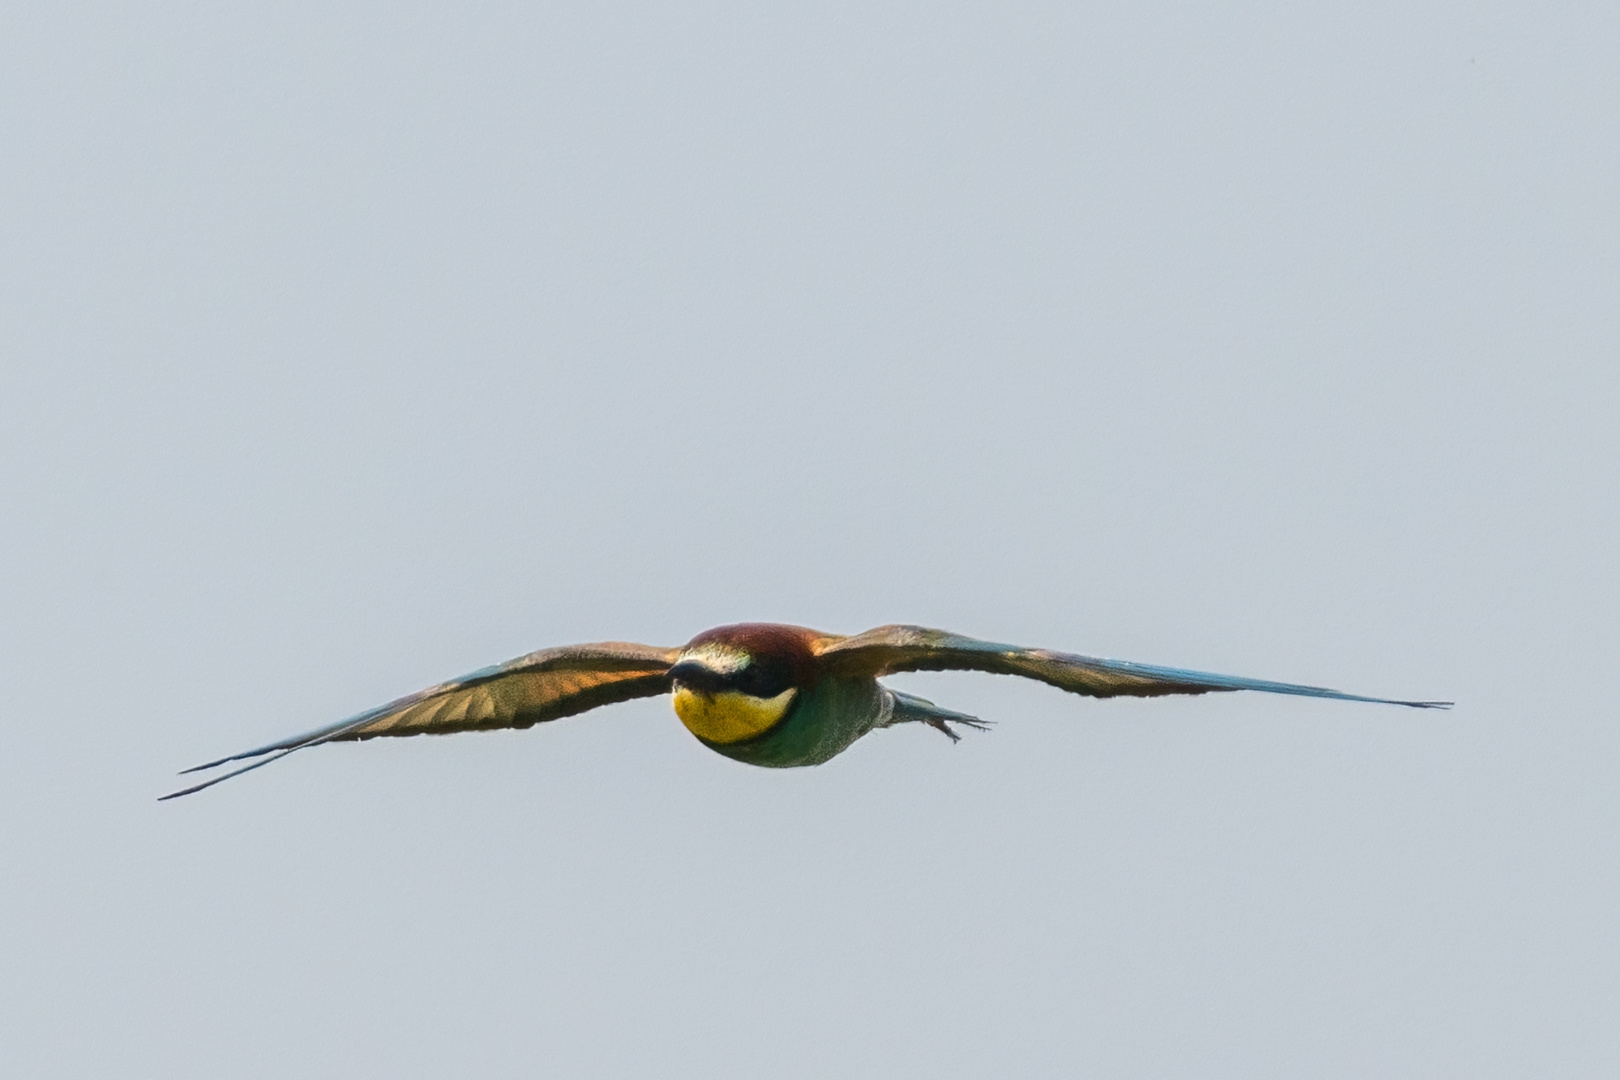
[162,623,1450,799]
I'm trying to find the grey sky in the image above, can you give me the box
[2,2,1616,1077]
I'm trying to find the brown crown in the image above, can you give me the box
[682,623,829,687]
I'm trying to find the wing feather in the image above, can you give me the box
[162,641,679,799]
[817,625,1450,708]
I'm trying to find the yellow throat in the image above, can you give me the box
[672,686,796,744]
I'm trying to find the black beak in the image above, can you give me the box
[668,660,728,694]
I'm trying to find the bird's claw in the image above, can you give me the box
[923,715,992,742]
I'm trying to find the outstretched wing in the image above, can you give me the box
[817,625,1450,708]
[162,641,680,799]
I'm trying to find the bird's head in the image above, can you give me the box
[668,624,821,745]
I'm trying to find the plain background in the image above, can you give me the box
[3,2,1616,1077]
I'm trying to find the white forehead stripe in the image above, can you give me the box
[678,643,752,675]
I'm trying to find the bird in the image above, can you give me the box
[161,622,1450,799]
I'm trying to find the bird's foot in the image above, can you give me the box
[883,688,991,743]
[923,715,992,742]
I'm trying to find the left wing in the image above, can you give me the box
[162,641,679,799]
[817,625,1450,707]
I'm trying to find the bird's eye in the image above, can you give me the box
[731,658,793,699]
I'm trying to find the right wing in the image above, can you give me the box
[162,641,680,799]
[817,625,1451,707]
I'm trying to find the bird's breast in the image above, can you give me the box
[672,686,797,744]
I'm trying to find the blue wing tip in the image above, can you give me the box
[178,755,242,775]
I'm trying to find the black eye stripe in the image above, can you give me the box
[738,657,794,697]
[671,657,796,698]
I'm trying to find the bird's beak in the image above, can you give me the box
[668,660,724,695]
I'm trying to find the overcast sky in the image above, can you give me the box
[3,3,1617,1077]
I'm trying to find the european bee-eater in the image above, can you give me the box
[162,623,1449,799]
